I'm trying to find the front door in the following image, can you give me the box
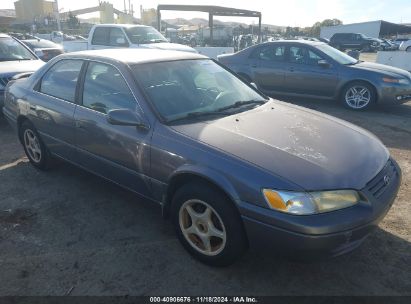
[74,60,152,197]
[283,45,338,98]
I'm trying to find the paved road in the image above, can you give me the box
[0,100,410,296]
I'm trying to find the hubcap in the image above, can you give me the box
[345,86,371,109]
[179,199,226,256]
[23,129,42,163]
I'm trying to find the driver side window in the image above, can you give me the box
[82,62,136,114]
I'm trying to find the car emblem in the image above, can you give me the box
[383,175,390,186]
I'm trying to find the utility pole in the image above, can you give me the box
[54,0,61,31]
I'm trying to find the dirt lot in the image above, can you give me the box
[0,98,411,296]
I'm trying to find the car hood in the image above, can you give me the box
[352,61,411,79]
[0,59,44,76]
[135,42,197,53]
[171,101,389,191]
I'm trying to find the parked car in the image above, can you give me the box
[318,37,330,44]
[378,38,398,51]
[218,40,411,110]
[22,38,64,61]
[399,40,411,52]
[3,49,401,266]
[61,24,197,53]
[392,38,409,47]
[0,33,44,110]
[329,33,380,52]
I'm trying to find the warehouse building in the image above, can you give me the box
[320,20,411,39]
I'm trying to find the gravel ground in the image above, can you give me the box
[0,98,410,296]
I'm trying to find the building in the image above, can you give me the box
[0,9,16,27]
[320,20,411,39]
[14,0,56,23]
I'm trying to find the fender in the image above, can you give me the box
[161,163,241,218]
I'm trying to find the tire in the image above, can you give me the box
[19,120,52,170]
[171,182,247,267]
[341,81,376,111]
[406,46,411,52]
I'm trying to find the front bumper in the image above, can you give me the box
[239,158,401,259]
[379,83,411,105]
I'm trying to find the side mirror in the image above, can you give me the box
[115,37,128,46]
[107,109,148,129]
[318,60,331,68]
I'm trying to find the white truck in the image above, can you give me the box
[61,24,197,53]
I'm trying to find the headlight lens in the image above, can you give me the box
[262,189,361,215]
[383,77,409,84]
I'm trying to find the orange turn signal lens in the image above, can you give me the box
[262,189,287,210]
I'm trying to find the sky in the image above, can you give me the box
[1,0,411,27]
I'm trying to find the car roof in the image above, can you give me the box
[59,48,207,64]
[94,24,151,29]
[262,40,326,46]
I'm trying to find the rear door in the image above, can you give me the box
[30,59,84,161]
[283,45,338,97]
[73,60,153,197]
[251,44,287,92]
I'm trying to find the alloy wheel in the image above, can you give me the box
[345,85,371,109]
[23,129,42,163]
[179,199,227,256]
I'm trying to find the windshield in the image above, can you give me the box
[316,44,358,65]
[132,59,267,123]
[23,39,60,49]
[0,37,37,61]
[125,26,168,44]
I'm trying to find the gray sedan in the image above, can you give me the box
[3,49,401,266]
[218,40,411,110]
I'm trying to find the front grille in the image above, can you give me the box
[366,159,397,198]
[0,76,13,87]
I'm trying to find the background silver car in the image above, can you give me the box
[218,40,411,110]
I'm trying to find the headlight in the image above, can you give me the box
[383,77,409,84]
[262,189,361,215]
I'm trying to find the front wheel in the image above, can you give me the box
[341,82,376,111]
[171,182,247,267]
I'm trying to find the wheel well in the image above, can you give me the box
[340,80,378,103]
[164,173,237,218]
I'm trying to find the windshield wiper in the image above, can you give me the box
[167,100,267,124]
[215,99,267,112]
[167,111,232,123]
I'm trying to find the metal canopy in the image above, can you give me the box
[379,21,411,36]
[157,4,262,45]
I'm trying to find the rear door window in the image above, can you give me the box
[39,59,83,102]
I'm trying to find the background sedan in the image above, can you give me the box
[218,40,411,110]
[22,38,64,62]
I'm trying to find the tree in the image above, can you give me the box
[67,12,80,29]
[306,18,343,37]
